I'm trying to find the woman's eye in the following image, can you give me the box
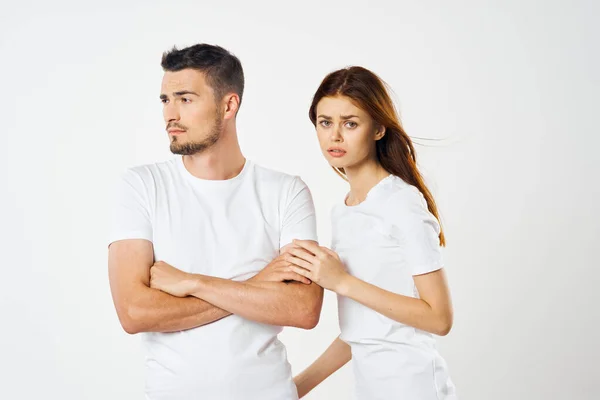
[346,121,357,128]
[319,120,331,127]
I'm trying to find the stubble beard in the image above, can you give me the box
[170,115,223,156]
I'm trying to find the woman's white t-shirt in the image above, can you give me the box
[332,175,457,400]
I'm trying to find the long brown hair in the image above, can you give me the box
[309,66,446,246]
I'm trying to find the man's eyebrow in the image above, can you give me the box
[159,91,200,100]
[173,90,199,97]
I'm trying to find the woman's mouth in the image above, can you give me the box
[327,148,347,158]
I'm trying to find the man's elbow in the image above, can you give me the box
[121,318,143,335]
[296,291,324,329]
[116,304,147,335]
[296,310,321,330]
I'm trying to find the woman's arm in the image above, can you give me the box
[339,269,453,336]
[294,337,352,398]
[288,240,453,336]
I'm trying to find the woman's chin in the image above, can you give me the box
[328,159,349,169]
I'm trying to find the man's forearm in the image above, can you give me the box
[124,284,230,333]
[188,275,323,329]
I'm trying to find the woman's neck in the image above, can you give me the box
[344,159,390,206]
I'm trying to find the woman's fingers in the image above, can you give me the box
[292,239,323,257]
[290,266,312,279]
[287,247,317,264]
[286,253,314,271]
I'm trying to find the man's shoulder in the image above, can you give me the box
[117,159,178,190]
[251,162,300,185]
[123,158,177,178]
[249,163,310,202]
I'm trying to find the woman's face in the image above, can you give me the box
[314,95,385,171]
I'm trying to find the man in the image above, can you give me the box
[108,43,323,400]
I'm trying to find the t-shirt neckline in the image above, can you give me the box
[342,174,394,209]
[176,156,252,188]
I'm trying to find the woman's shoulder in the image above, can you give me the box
[378,176,436,225]
[382,176,425,206]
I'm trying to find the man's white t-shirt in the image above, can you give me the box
[332,175,457,400]
[109,157,317,400]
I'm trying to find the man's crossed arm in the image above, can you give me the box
[108,239,323,334]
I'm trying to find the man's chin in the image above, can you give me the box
[170,142,211,156]
[170,146,193,156]
[169,130,220,156]
[170,142,190,155]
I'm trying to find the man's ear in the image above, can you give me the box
[223,93,240,119]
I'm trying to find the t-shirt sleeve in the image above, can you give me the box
[108,169,153,247]
[387,187,444,276]
[279,176,318,248]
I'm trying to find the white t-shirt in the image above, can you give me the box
[332,175,457,400]
[109,157,317,400]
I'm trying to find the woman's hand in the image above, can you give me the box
[249,253,312,285]
[286,239,350,293]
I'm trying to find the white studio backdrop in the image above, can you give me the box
[0,0,598,399]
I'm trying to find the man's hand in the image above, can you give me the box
[151,249,310,300]
[150,261,197,297]
[250,252,312,285]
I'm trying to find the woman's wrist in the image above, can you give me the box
[335,274,355,296]
[294,373,314,398]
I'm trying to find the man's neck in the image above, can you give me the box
[182,129,246,181]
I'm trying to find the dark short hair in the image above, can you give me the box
[161,44,245,109]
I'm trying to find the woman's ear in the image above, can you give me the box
[374,125,386,141]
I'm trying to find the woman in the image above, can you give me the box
[288,66,457,399]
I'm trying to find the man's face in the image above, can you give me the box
[160,69,222,155]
